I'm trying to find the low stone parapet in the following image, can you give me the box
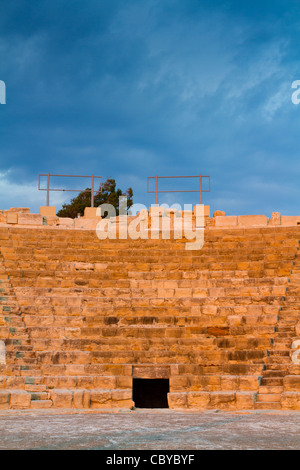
[168,391,257,410]
[0,388,135,410]
[1,206,300,231]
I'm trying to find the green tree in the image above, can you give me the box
[56,178,133,218]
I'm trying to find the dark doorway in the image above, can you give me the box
[132,378,169,408]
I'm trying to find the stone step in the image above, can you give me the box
[29,391,50,401]
[271,343,293,350]
[7,245,295,254]
[20,314,280,328]
[7,350,36,358]
[5,344,33,352]
[265,356,291,364]
[256,393,281,402]
[0,318,24,327]
[258,385,283,394]
[23,325,277,341]
[254,402,282,409]
[263,364,290,372]
[262,369,287,377]
[15,297,285,310]
[0,306,20,314]
[267,350,290,357]
[9,359,37,367]
[275,325,296,332]
[7,329,30,340]
[260,377,283,386]
[0,288,15,295]
[14,287,287,299]
[8,272,290,286]
[19,368,42,377]
[277,317,300,325]
[10,278,291,289]
[274,333,295,339]
[30,399,53,409]
[24,376,44,386]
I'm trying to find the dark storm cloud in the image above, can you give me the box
[1,0,300,214]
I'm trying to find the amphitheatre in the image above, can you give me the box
[0,202,300,413]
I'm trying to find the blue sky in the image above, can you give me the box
[1,0,300,215]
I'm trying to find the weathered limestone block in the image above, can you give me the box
[77,376,94,389]
[94,376,116,388]
[269,212,281,226]
[168,392,188,409]
[75,218,98,229]
[213,210,225,217]
[40,206,56,217]
[205,217,215,226]
[0,391,10,409]
[73,390,91,409]
[9,391,31,409]
[45,216,59,226]
[58,217,74,227]
[239,376,260,391]
[74,262,94,271]
[286,364,300,376]
[235,392,255,409]
[281,216,300,226]
[115,376,132,389]
[237,215,268,227]
[215,216,237,227]
[283,375,300,391]
[90,390,112,408]
[5,212,18,224]
[94,263,108,271]
[187,391,210,409]
[209,392,236,409]
[50,389,73,408]
[220,375,239,391]
[31,400,53,409]
[169,376,189,391]
[56,376,76,388]
[133,366,169,379]
[111,389,134,408]
[18,214,43,225]
[281,392,300,410]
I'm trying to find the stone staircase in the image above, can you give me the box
[0,231,51,409]
[255,239,300,409]
[0,225,300,410]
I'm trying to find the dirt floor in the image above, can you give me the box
[0,408,300,450]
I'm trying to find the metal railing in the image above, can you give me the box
[38,174,103,207]
[147,175,210,205]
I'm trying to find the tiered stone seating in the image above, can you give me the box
[0,225,299,409]
[260,250,300,410]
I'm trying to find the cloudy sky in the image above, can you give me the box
[1,0,300,215]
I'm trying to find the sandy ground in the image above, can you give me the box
[0,408,299,450]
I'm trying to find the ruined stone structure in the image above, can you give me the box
[0,206,300,410]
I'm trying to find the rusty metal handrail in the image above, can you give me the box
[38,174,103,207]
[147,175,210,205]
